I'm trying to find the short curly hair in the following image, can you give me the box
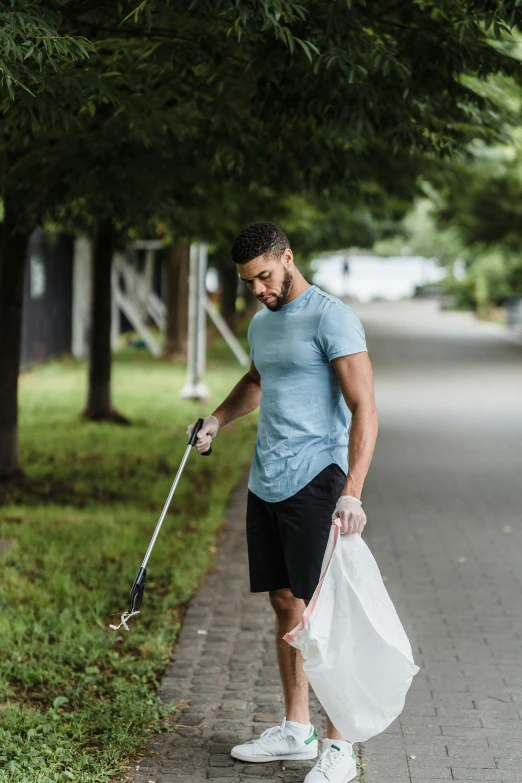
[231,222,290,264]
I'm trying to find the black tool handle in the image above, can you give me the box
[188,417,212,456]
[128,566,147,613]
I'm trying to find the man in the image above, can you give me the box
[187,222,378,783]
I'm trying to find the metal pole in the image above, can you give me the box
[180,243,209,400]
[72,238,91,359]
[204,295,249,367]
[141,442,193,569]
[197,243,208,380]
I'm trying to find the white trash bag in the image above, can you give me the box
[284,520,420,742]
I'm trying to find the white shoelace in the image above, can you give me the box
[315,746,341,776]
[247,719,294,745]
[260,725,292,741]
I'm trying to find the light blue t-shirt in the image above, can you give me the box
[247,284,368,503]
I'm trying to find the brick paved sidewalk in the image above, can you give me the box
[357,300,522,783]
[127,470,332,783]
[126,299,522,783]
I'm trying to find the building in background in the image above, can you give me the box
[21,230,74,367]
[311,252,447,302]
[20,234,248,372]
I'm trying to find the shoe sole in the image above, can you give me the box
[230,748,318,762]
[305,765,357,783]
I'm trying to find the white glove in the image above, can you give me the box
[333,495,367,536]
[186,415,220,454]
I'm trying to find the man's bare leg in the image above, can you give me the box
[269,587,310,724]
[269,588,346,739]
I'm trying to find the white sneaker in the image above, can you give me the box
[230,718,318,762]
[304,739,357,782]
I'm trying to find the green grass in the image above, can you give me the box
[0,337,256,783]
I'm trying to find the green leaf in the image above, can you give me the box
[52,696,69,709]
[295,37,320,62]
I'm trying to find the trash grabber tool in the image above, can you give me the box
[109,418,212,631]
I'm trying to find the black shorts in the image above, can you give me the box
[245,463,347,601]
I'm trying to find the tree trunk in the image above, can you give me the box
[0,204,31,479]
[84,219,128,423]
[164,243,189,356]
[219,262,239,334]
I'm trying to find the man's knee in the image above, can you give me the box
[269,587,302,617]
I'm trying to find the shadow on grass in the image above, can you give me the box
[0,459,212,510]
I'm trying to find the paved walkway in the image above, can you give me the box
[127,299,522,783]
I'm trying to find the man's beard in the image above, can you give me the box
[264,267,294,311]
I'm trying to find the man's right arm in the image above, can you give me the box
[187,361,261,453]
[211,360,261,428]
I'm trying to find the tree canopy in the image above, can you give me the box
[3,0,522,476]
[0,1,93,98]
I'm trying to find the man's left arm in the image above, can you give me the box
[331,351,378,532]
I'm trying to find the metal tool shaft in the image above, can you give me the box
[140,441,193,570]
